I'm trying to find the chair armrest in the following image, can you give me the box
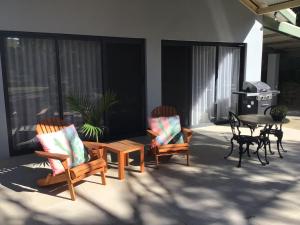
[147,129,159,139]
[83,141,105,159]
[182,127,192,143]
[83,141,105,150]
[182,127,192,134]
[35,150,69,161]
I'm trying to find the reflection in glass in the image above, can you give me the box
[5,37,59,153]
[58,40,102,125]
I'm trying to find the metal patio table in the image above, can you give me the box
[239,114,290,161]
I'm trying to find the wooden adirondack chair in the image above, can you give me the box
[35,118,107,201]
[147,106,193,167]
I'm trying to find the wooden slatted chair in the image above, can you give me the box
[35,118,107,201]
[147,106,192,167]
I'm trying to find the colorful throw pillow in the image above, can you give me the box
[149,115,184,146]
[37,130,72,176]
[63,125,89,167]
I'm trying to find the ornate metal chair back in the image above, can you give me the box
[228,111,241,137]
[264,105,281,129]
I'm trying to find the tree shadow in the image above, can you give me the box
[1,130,300,225]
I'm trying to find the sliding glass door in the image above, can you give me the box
[4,37,59,153]
[58,39,102,124]
[1,32,145,156]
[191,46,216,126]
[162,40,244,127]
[103,38,145,138]
[162,45,191,127]
[216,46,241,120]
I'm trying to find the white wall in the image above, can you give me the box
[0,0,263,158]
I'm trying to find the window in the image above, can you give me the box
[0,32,146,156]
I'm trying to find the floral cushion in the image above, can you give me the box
[149,115,184,146]
[63,125,89,167]
[37,129,72,176]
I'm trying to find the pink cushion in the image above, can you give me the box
[149,115,184,146]
[37,129,72,176]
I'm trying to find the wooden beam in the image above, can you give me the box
[257,0,300,15]
[278,8,297,24]
[264,40,299,46]
[263,15,300,39]
[264,33,281,38]
[239,0,258,14]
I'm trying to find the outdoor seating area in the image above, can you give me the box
[225,108,290,167]
[2,1,300,225]
[1,122,300,225]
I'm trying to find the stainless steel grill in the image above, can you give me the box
[233,81,280,114]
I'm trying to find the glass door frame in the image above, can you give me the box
[161,39,246,127]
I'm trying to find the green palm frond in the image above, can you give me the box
[80,123,103,142]
[66,91,118,142]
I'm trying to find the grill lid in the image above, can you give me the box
[242,81,271,93]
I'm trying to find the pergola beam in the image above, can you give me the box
[257,0,300,15]
[240,0,258,14]
[278,8,297,24]
[240,0,300,15]
[263,15,300,38]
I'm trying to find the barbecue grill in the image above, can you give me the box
[233,81,280,115]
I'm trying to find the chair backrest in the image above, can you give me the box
[264,105,281,129]
[151,105,177,118]
[36,118,69,135]
[228,111,241,136]
[264,105,276,115]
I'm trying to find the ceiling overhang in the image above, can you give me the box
[263,28,300,51]
[240,0,300,15]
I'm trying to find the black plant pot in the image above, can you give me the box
[271,114,285,122]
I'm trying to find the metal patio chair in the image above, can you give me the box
[225,111,269,167]
[261,105,286,158]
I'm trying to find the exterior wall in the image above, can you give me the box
[0,0,263,158]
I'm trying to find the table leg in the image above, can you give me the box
[103,148,108,172]
[140,147,144,173]
[125,153,129,166]
[118,152,125,180]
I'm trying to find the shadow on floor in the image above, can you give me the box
[1,130,300,225]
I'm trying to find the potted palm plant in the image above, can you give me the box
[67,91,118,142]
[270,105,288,122]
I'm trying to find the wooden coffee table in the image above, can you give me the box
[103,139,144,180]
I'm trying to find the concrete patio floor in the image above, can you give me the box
[1,120,300,225]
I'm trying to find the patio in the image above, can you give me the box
[1,121,300,225]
